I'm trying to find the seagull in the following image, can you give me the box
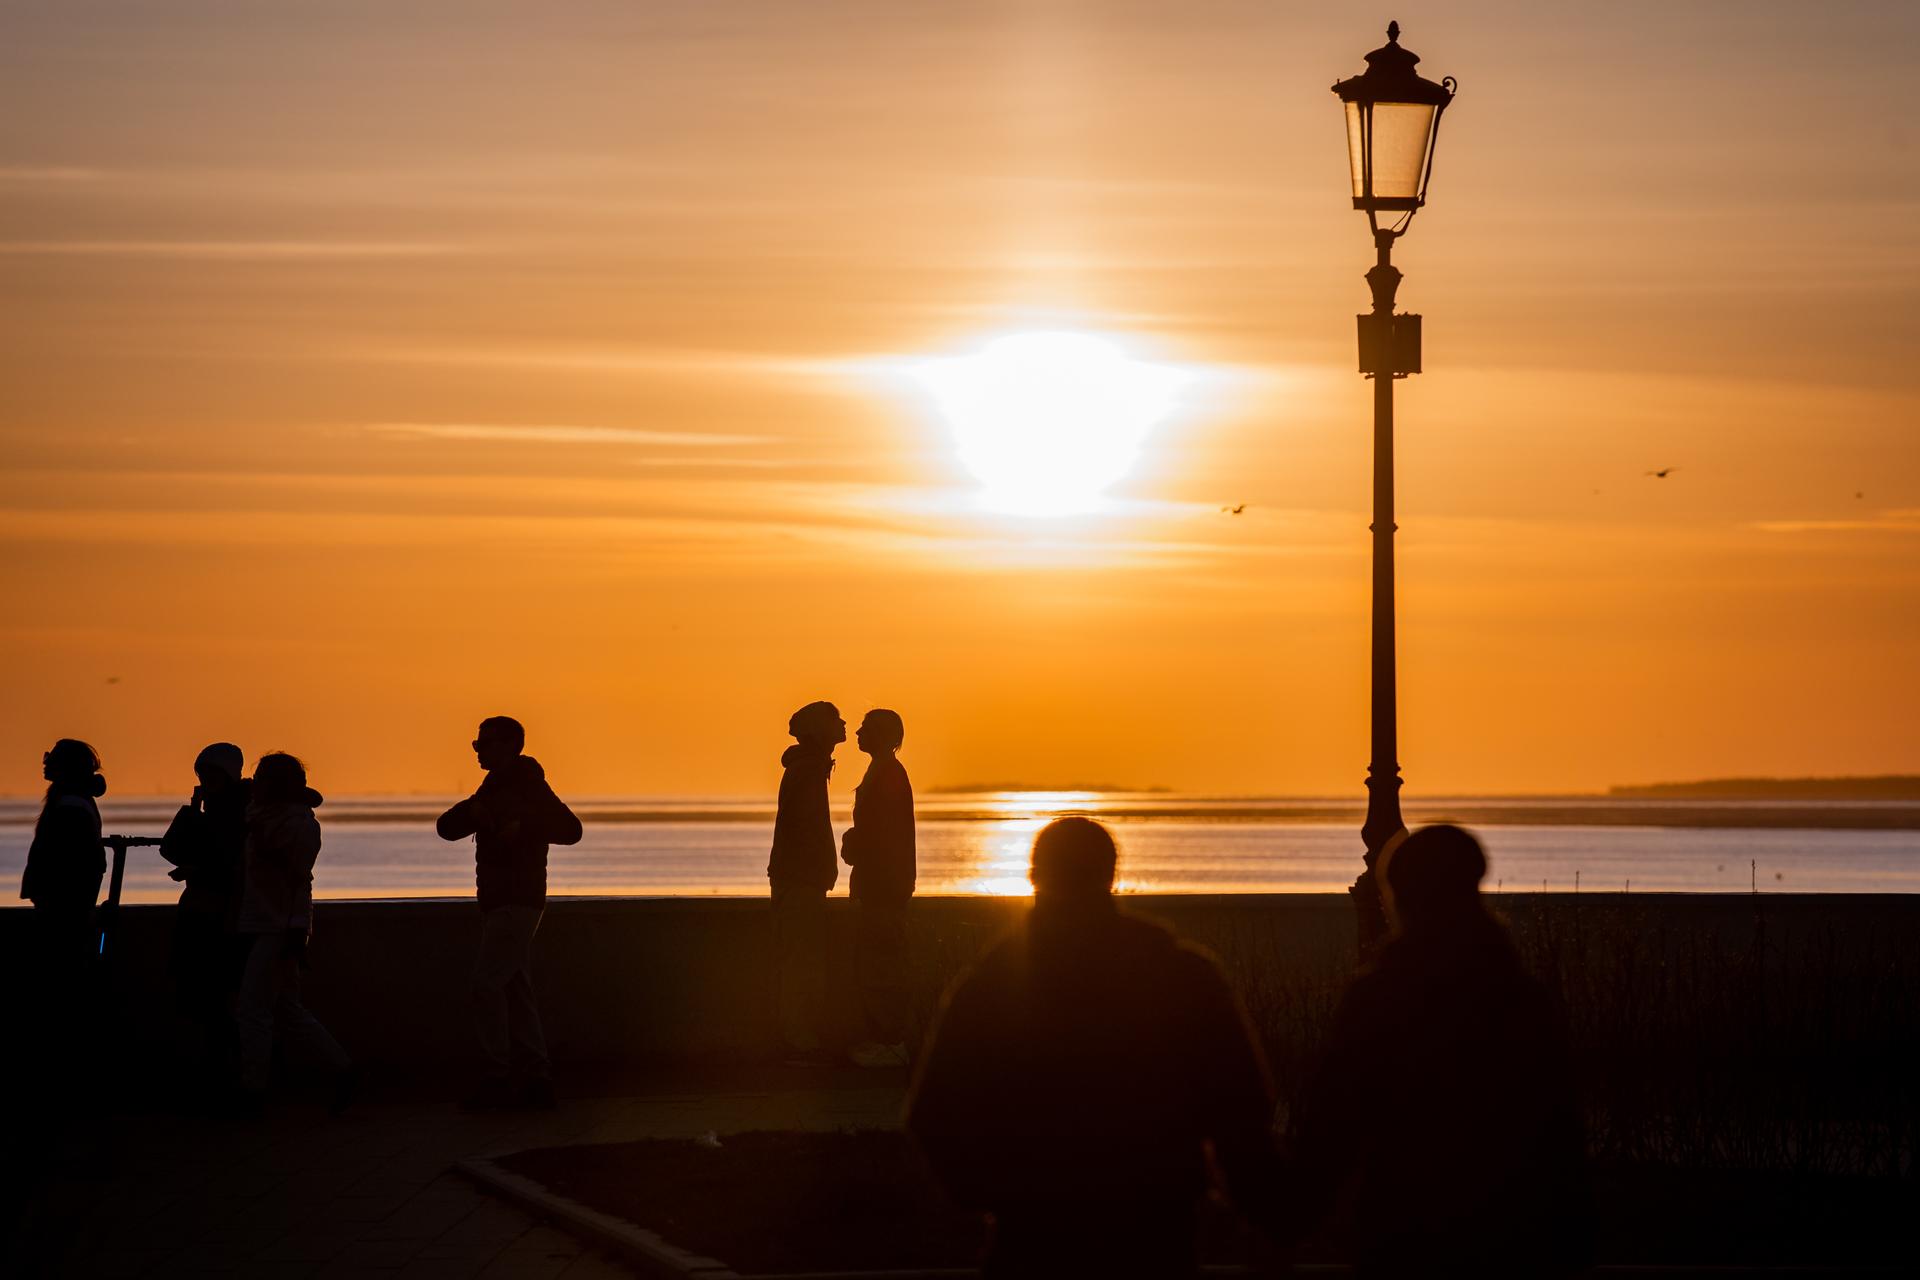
[1221,503,1247,515]
[1645,467,1676,479]
[105,676,121,685]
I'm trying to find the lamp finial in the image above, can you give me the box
[1387,21,1400,43]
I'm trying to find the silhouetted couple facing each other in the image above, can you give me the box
[768,700,916,1069]
[437,715,582,1111]
[908,819,1590,1279]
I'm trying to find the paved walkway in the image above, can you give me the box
[11,1081,906,1278]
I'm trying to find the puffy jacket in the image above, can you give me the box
[436,755,581,910]
[160,779,251,920]
[842,754,915,901]
[20,777,106,909]
[238,788,324,935]
[767,743,836,894]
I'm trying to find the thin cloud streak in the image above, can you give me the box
[0,240,469,259]
[365,423,769,447]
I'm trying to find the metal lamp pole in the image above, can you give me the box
[1333,23,1455,954]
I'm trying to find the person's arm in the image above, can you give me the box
[543,786,583,846]
[159,802,204,871]
[436,796,479,841]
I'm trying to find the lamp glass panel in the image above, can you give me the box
[1367,101,1436,201]
[1346,100,1436,203]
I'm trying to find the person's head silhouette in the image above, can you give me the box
[472,716,525,771]
[194,742,245,794]
[855,708,904,756]
[1029,816,1118,904]
[42,738,100,787]
[788,701,846,748]
[1381,822,1487,932]
[253,752,310,805]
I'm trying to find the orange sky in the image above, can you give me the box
[2,0,1916,797]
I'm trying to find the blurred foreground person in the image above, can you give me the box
[160,742,252,1094]
[437,715,582,1110]
[841,708,915,1068]
[908,817,1278,1278]
[1281,824,1591,1276]
[236,752,353,1115]
[767,700,843,1064]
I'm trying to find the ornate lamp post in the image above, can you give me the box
[1333,22,1456,952]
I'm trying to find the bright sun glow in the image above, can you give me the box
[912,330,1190,516]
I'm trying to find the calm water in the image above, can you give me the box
[2,793,1917,903]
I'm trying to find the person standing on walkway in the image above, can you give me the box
[841,708,915,1068]
[767,700,843,1064]
[908,817,1280,1278]
[159,742,252,1098]
[19,738,107,982]
[235,752,353,1115]
[1277,824,1591,1275]
[436,715,582,1110]
[17,739,108,1109]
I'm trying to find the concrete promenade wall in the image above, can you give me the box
[4,893,1916,1076]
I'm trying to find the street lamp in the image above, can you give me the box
[1333,22,1456,952]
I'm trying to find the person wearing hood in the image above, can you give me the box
[907,818,1280,1278]
[1276,825,1591,1276]
[767,700,843,1063]
[20,739,107,967]
[436,715,582,1111]
[234,752,352,1114]
[159,742,252,1092]
[841,708,915,1069]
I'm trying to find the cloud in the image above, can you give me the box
[0,240,466,259]
[364,423,769,448]
[1751,509,1920,534]
[0,166,106,183]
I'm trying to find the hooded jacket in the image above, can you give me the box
[436,754,581,910]
[161,779,251,920]
[238,787,324,935]
[20,776,106,908]
[767,743,837,894]
[842,754,915,901]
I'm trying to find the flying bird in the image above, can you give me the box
[105,676,121,685]
[1221,503,1247,515]
[1645,467,1676,479]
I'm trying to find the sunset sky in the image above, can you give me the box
[2,0,1916,798]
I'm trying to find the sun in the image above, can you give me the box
[910,330,1189,516]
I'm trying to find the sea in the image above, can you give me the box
[2,792,1917,903]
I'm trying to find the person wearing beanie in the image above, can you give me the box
[767,699,843,1063]
[841,708,916,1069]
[437,715,582,1111]
[159,741,253,1096]
[908,818,1280,1277]
[1279,824,1591,1275]
[234,752,353,1116]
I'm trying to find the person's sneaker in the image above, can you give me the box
[327,1066,359,1116]
[848,1040,910,1069]
[519,1077,557,1111]
[459,1077,519,1112]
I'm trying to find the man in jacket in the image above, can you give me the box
[160,742,252,1094]
[841,708,915,1068]
[437,715,582,1110]
[1278,824,1592,1276]
[907,818,1280,1278]
[767,700,843,1063]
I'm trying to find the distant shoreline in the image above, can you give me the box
[1610,776,1920,801]
[5,795,1920,832]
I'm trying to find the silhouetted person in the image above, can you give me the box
[841,708,915,1068]
[436,715,581,1110]
[1280,824,1591,1276]
[908,817,1279,1278]
[159,742,252,1097]
[767,700,843,1063]
[235,752,352,1115]
[20,738,106,973]
[17,739,107,1107]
